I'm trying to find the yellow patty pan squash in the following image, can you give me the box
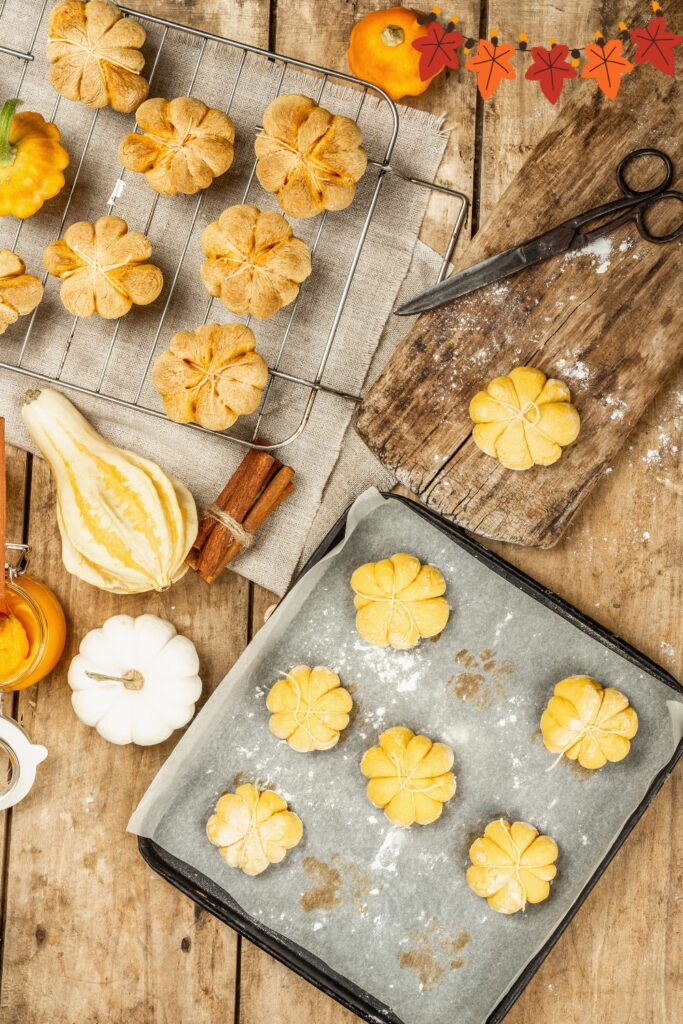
[351,552,449,649]
[469,366,581,471]
[267,665,353,752]
[118,96,235,196]
[0,99,69,219]
[43,215,163,319]
[48,0,148,113]
[361,726,456,827]
[207,783,303,876]
[467,819,559,914]
[541,675,638,770]
[0,250,43,335]
[21,389,197,594]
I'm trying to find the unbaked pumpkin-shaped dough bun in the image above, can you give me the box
[540,675,638,770]
[466,819,559,914]
[207,783,303,876]
[361,726,456,827]
[350,552,449,650]
[469,366,581,470]
[267,665,353,752]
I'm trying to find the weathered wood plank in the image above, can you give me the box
[355,6,681,547]
[0,445,28,961]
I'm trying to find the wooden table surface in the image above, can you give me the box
[1,2,680,1023]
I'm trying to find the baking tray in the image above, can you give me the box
[135,491,682,1024]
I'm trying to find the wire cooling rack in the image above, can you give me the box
[0,1,467,451]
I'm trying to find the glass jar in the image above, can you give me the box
[1,544,66,692]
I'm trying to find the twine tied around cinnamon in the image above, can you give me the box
[206,503,254,549]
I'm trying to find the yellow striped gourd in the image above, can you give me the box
[22,389,197,594]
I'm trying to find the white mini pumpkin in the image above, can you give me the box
[68,614,202,745]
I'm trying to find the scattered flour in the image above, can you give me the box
[371,829,407,872]
[604,394,627,421]
[556,357,591,382]
[566,236,612,274]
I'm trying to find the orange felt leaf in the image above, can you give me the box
[581,39,633,99]
[465,39,516,99]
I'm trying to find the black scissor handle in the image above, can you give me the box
[617,147,674,197]
[636,189,683,244]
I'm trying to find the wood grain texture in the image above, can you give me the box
[0,454,249,1024]
[0,2,680,1024]
[355,4,682,546]
[0,445,28,958]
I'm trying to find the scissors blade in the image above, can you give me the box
[395,223,577,316]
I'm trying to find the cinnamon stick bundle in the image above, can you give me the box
[187,443,295,583]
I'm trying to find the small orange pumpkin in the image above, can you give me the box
[347,8,436,100]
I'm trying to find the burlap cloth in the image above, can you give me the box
[0,1,449,594]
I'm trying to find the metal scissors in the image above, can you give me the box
[395,147,683,316]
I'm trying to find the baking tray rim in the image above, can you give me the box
[139,492,683,1024]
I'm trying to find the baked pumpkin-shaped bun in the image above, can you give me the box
[267,665,353,752]
[43,216,163,318]
[351,552,449,650]
[541,675,638,770]
[152,322,268,431]
[255,94,368,218]
[118,97,235,195]
[200,205,312,319]
[469,366,581,471]
[47,0,148,113]
[0,250,43,335]
[361,726,456,827]
[467,819,559,914]
[207,783,303,876]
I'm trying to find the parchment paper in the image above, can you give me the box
[129,490,682,1024]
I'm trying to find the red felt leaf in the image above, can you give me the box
[412,21,465,81]
[581,39,633,99]
[630,15,682,76]
[524,44,577,104]
[465,39,516,100]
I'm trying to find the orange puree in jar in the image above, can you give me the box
[0,577,66,691]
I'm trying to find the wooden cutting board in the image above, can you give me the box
[355,54,682,547]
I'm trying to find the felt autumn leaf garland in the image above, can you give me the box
[359,2,680,104]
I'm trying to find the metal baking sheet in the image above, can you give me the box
[130,489,683,1024]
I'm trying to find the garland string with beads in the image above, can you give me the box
[411,2,681,102]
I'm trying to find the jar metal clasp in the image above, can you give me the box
[4,541,30,582]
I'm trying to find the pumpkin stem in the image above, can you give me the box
[380,24,405,47]
[0,99,20,167]
[86,669,145,690]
